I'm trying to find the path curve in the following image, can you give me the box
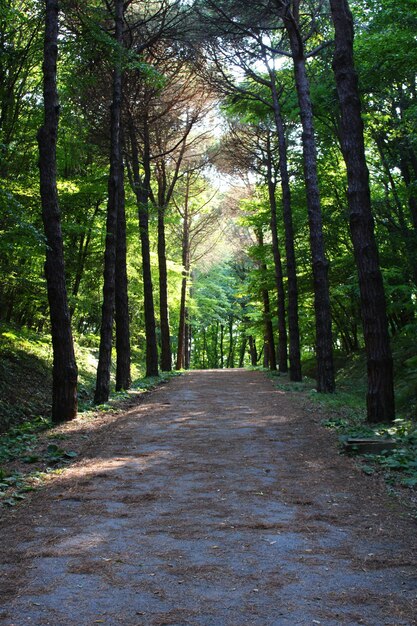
[1,370,416,625]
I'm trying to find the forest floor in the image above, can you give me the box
[0,369,416,626]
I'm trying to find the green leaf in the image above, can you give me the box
[22,455,40,463]
[64,451,77,458]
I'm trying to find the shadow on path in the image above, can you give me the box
[0,370,416,625]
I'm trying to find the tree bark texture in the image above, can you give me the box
[330,0,395,421]
[374,135,417,284]
[220,324,224,369]
[238,336,247,368]
[256,229,276,370]
[269,73,302,381]
[257,229,277,371]
[226,316,235,368]
[129,118,159,378]
[115,153,131,390]
[158,204,172,371]
[70,200,101,318]
[262,286,277,371]
[248,336,258,366]
[176,272,188,370]
[175,195,190,370]
[38,0,78,422]
[94,0,125,404]
[399,155,417,233]
[184,313,191,369]
[266,133,288,373]
[284,8,335,392]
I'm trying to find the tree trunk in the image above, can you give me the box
[185,274,194,369]
[262,285,277,371]
[269,71,302,381]
[115,151,131,391]
[94,0,124,404]
[128,118,159,378]
[238,335,247,367]
[158,204,172,371]
[399,155,417,232]
[257,230,276,371]
[38,0,77,422]
[284,6,335,392]
[374,134,417,284]
[212,321,218,367]
[176,274,187,370]
[226,316,235,368]
[220,324,224,368]
[176,195,190,370]
[266,132,288,373]
[263,339,269,368]
[184,314,191,369]
[248,335,258,366]
[70,200,101,318]
[202,328,207,368]
[330,0,394,422]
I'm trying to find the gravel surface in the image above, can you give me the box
[1,369,416,625]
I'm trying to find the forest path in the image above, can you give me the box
[1,369,416,625]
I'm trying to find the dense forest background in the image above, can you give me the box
[1,0,417,432]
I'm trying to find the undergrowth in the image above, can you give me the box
[0,324,147,431]
[0,370,177,508]
[267,350,417,497]
[308,359,417,494]
[0,324,178,507]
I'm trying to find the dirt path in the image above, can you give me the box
[1,370,416,625]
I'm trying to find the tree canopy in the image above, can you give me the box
[1,0,417,424]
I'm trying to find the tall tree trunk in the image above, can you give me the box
[70,200,101,318]
[284,4,335,392]
[154,117,192,371]
[374,134,417,284]
[262,285,277,371]
[399,155,417,232]
[226,316,235,368]
[269,71,302,381]
[258,230,277,371]
[158,204,172,371]
[263,338,269,368]
[220,324,224,368]
[185,274,194,369]
[238,335,247,367]
[115,152,131,390]
[94,0,124,404]
[202,328,207,368]
[330,0,395,422]
[176,274,187,370]
[128,117,159,378]
[176,194,190,371]
[213,321,220,368]
[38,0,77,422]
[248,335,258,366]
[184,314,191,369]
[266,132,288,373]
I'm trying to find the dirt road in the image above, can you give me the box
[1,370,416,625]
